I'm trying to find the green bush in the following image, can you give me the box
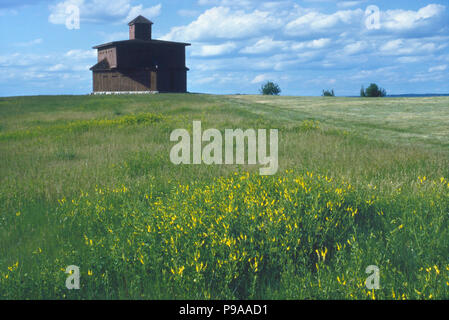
[361,84,387,97]
[322,89,335,97]
[260,81,281,96]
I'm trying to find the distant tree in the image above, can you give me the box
[260,81,281,96]
[361,83,387,97]
[360,86,366,97]
[322,89,335,97]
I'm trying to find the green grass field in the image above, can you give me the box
[1,94,449,299]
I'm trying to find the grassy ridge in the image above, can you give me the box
[1,94,449,299]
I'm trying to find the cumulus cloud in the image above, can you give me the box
[191,42,237,57]
[65,49,97,60]
[161,2,448,94]
[13,38,43,47]
[48,0,162,25]
[197,0,255,9]
[239,37,332,55]
[379,39,443,56]
[0,47,97,84]
[163,6,284,42]
[342,41,368,55]
[337,1,366,9]
[240,37,288,54]
[251,73,272,84]
[291,38,332,50]
[48,64,67,72]
[396,56,423,64]
[4,1,449,96]
[284,9,364,37]
[381,4,446,32]
[428,65,447,72]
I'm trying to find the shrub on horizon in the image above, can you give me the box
[361,83,387,97]
[322,89,335,97]
[260,81,281,96]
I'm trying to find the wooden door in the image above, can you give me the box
[151,71,157,91]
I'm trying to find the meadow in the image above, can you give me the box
[0,93,449,299]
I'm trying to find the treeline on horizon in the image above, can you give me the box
[260,81,389,97]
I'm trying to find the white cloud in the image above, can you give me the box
[381,4,446,32]
[197,0,254,9]
[238,37,332,55]
[251,74,271,84]
[380,39,441,56]
[4,1,449,96]
[65,49,97,60]
[0,8,18,16]
[307,77,337,86]
[342,41,368,55]
[192,42,237,57]
[240,37,288,54]
[409,72,446,83]
[0,53,51,67]
[13,38,43,47]
[0,48,96,83]
[337,1,365,9]
[48,64,66,72]
[348,66,400,81]
[123,4,161,23]
[285,9,364,37]
[98,31,129,43]
[429,65,447,72]
[48,0,161,25]
[163,6,283,42]
[290,38,332,50]
[396,56,423,64]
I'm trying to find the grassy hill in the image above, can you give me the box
[1,94,449,299]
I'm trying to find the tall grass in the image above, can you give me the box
[1,94,449,299]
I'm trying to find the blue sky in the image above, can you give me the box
[0,0,448,96]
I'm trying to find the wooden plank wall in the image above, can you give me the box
[93,71,157,92]
[98,48,117,68]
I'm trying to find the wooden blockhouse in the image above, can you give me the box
[90,16,190,93]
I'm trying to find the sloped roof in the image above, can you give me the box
[90,58,111,71]
[128,15,153,26]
